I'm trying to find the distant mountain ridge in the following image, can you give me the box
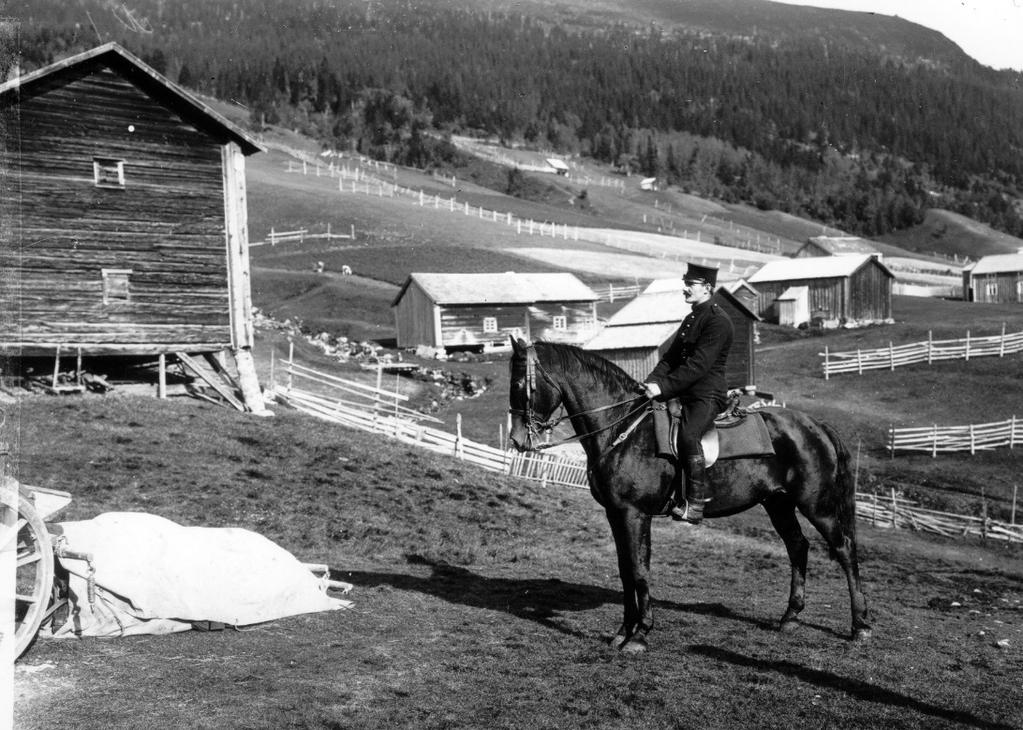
[4,0,1022,246]
[454,0,977,69]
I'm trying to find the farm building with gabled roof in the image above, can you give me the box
[391,272,599,351]
[962,253,1023,303]
[0,42,266,410]
[795,236,880,258]
[748,254,894,327]
[583,279,759,388]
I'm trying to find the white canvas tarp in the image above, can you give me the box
[47,512,352,638]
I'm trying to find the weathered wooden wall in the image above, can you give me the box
[439,304,529,348]
[393,280,442,348]
[596,347,663,382]
[966,271,1023,304]
[753,262,891,324]
[717,296,756,388]
[0,66,232,354]
[527,302,597,344]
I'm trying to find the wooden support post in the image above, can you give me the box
[1012,484,1018,525]
[75,347,82,386]
[455,413,463,459]
[158,353,167,399]
[927,330,933,364]
[932,424,938,458]
[1000,322,1006,357]
[287,340,294,392]
[889,341,895,371]
[824,346,829,380]
[891,488,898,528]
[965,330,971,361]
[52,344,61,389]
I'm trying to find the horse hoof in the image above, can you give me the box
[620,637,648,654]
[852,628,873,642]
[609,633,628,650]
[779,619,801,634]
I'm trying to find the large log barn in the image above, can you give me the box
[748,254,894,327]
[961,253,1023,303]
[0,43,266,411]
[392,272,599,352]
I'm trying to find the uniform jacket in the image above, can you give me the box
[646,299,734,406]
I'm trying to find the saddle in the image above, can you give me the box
[651,394,775,467]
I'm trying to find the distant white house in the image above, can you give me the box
[545,158,570,176]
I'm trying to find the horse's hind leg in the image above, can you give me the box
[800,508,872,641]
[762,493,809,632]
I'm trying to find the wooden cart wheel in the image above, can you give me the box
[11,489,54,660]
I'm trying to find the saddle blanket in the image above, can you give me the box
[653,404,775,466]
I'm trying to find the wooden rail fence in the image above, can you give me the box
[268,357,1021,544]
[250,223,356,247]
[887,416,1021,455]
[857,489,1022,543]
[821,324,1023,378]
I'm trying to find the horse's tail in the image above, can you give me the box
[819,420,857,559]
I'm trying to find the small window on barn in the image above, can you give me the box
[985,280,998,298]
[102,268,132,304]
[482,317,498,333]
[93,158,125,188]
[552,315,567,330]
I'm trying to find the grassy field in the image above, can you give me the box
[10,396,1022,729]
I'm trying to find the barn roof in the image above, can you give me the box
[546,158,569,171]
[749,254,893,283]
[392,272,598,306]
[800,236,879,256]
[964,253,1023,275]
[583,322,679,351]
[606,289,688,326]
[0,42,263,155]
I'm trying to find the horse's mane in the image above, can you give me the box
[534,341,637,394]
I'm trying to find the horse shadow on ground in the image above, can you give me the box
[336,555,840,641]
[689,645,1019,730]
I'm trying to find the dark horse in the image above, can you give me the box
[508,339,871,653]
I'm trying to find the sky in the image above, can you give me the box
[771,0,1023,71]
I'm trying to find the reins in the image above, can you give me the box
[511,344,652,452]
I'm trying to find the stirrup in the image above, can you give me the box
[669,498,707,524]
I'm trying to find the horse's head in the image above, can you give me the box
[508,337,564,452]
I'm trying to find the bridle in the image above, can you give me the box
[510,344,652,452]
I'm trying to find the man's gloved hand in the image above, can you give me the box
[637,382,661,399]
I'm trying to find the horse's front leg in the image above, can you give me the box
[606,506,654,653]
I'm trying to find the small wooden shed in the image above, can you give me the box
[0,43,266,409]
[748,254,894,326]
[962,253,1023,303]
[391,272,599,351]
[583,279,759,389]
[776,286,810,327]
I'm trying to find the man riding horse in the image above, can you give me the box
[640,262,733,524]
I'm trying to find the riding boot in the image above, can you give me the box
[670,455,711,524]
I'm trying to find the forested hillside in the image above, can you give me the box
[5,0,1023,240]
